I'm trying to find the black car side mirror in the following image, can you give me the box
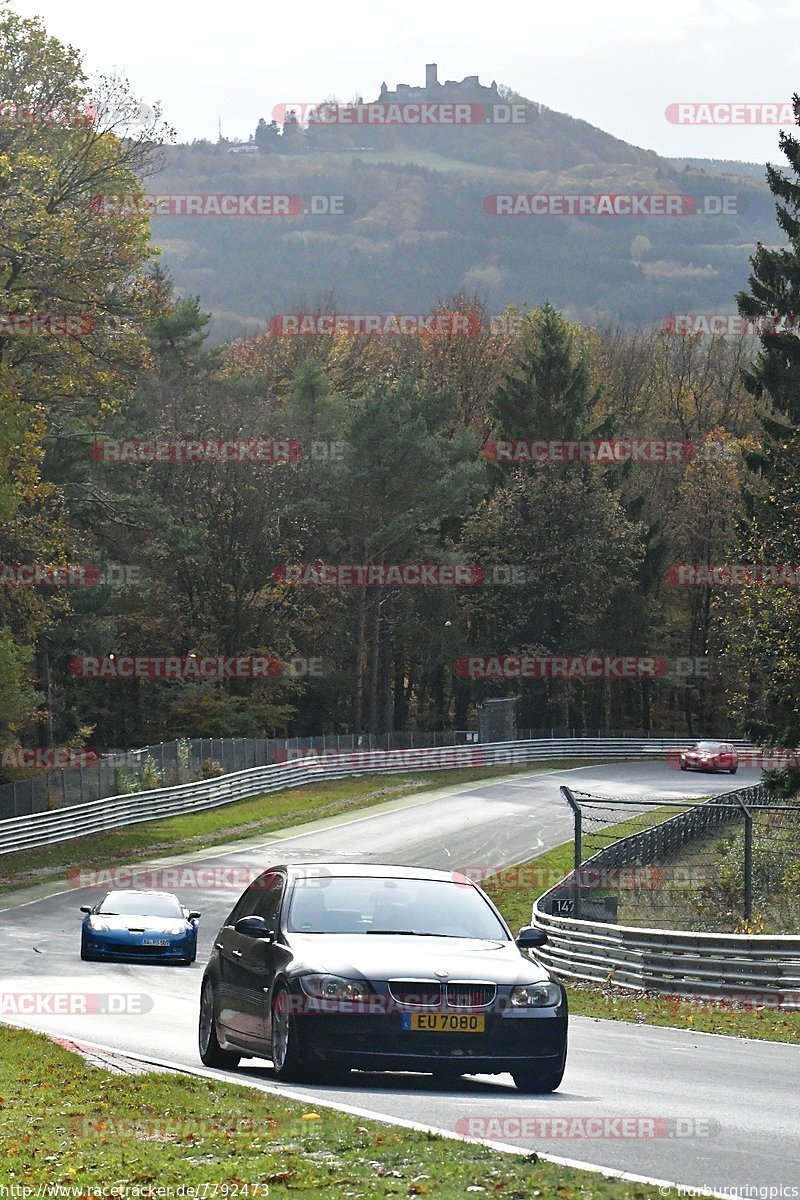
[188,911,201,920]
[516,925,548,949]
[80,905,91,914]
[235,915,275,941]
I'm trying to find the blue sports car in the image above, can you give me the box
[80,889,200,965]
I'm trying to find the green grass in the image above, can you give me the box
[0,762,600,898]
[565,984,799,1042]
[483,811,800,1045]
[0,1024,671,1196]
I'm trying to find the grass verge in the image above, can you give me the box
[0,761,601,897]
[0,1024,671,1196]
[483,815,800,1045]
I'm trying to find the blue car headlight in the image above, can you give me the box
[509,982,562,1008]
[89,919,110,933]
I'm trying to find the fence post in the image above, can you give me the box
[560,785,582,920]
[734,794,753,922]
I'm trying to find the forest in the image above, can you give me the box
[3,7,800,778]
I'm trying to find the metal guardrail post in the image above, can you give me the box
[560,785,582,920]
[734,793,753,922]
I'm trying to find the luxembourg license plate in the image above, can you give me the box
[402,1013,485,1033]
[142,938,169,946]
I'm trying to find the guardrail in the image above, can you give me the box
[0,735,747,856]
[532,783,800,1007]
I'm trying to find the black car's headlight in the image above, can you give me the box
[509,982,562,1008]
[299,974,372,1002]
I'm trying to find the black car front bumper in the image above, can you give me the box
[289,998,568,1074]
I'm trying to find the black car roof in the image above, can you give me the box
[102,889,180,898]
[275,863,475,883]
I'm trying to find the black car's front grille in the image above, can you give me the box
[386,980,498,1009]
[446,982,496,1009]
[388,980,442,1008]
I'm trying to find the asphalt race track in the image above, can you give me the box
[2,761,799,1190]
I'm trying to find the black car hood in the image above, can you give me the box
[284,933,550,986]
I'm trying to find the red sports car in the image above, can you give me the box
[679,741,738,774]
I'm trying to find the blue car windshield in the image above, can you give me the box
[97,893,183,918]
[287,876,509,939]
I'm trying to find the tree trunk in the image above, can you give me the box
[36,641,54,748]
[353,585,367,733]
[368,590,382,733]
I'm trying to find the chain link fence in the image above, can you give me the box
[0,729,484,820]
[543,785,800,935]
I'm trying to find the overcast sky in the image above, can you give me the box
[8,0,800,163]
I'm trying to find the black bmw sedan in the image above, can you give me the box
[198,862,568,1092]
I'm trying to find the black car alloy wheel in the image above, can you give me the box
[271,984,306,1081]
[198,980,240,1069]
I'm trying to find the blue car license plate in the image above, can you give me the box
[142,938,169,947]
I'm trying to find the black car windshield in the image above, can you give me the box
[287,876,509,939]
[97,893,183,918]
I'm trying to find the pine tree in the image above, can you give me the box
[732,94,800,753]
[489,302,600,442]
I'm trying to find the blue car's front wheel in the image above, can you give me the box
[80,935,97,962]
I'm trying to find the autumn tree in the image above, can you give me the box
[0,6,165,762]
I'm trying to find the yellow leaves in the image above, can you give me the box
[301,1111,321,1121]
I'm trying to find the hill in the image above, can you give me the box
[141,86,778,342]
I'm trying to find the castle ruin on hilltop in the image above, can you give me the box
[377,63,501,105]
